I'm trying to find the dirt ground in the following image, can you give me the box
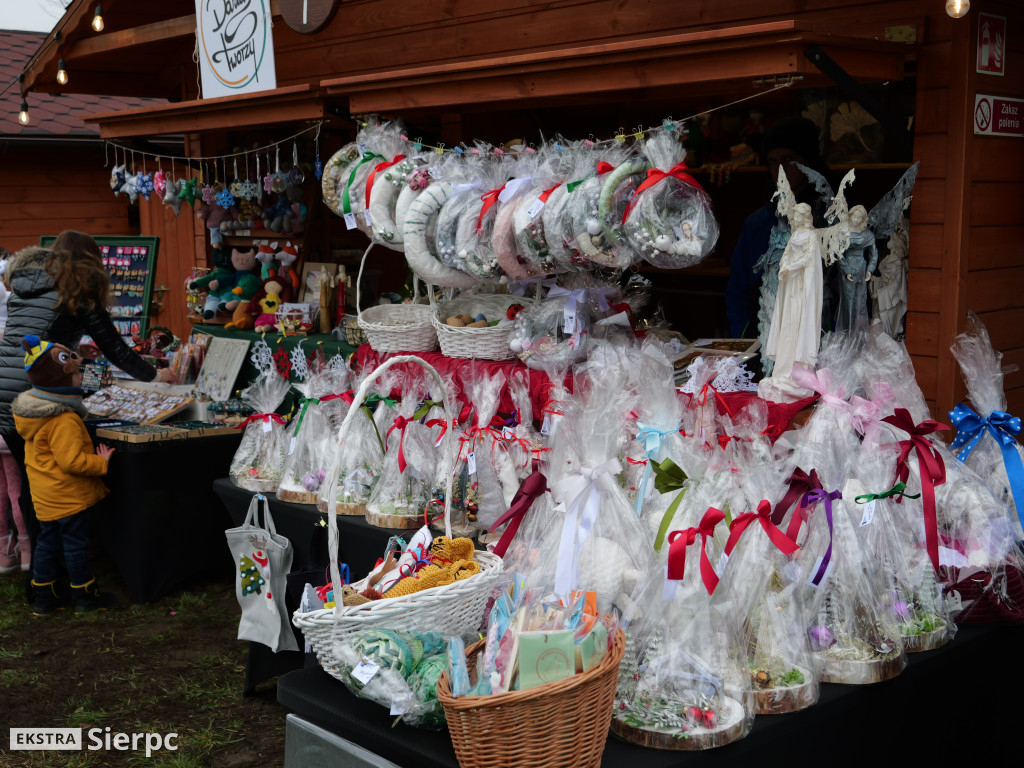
[0,556,287,768]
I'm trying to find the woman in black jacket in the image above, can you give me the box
[0,231,174,580]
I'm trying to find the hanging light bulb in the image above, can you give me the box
[945,0,970,18]
[57,58,68,85]
[92,4,105,32]
[18,99,29,126]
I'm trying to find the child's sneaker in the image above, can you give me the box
[71,579,117,613]
[32,579,71,615]
[0,533,17,574]
[0,551,19,574]
[18,537,30,572]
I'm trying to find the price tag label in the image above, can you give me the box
[716,552,729,576]
[351,657,380,686]
[662,566,679,602]
[363,209,373,226]
[262,419,273,433]
[502,426,515,441]
[467,451,477,476]
[526,197,545,218]
[541,414,552,435]
[343,213,357,230]
[289,436,297,455]
[563,309,576,335]
[859,500,876,527]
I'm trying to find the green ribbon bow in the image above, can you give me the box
[293,396,320,437]
[342,152,384,214]
[413,400,443,421]
[854,481,921,504]
[650,458,688,552]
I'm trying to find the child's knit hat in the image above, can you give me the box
[22,335,81,390]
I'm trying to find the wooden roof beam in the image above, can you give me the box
[68,15,197,59]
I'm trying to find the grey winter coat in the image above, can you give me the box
[0,246,156,436]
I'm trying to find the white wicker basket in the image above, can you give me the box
[430,291,527,361]
[292,355,504,675]
[356,244,438,353]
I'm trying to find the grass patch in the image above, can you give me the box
[0,644,25,658]
[65,696,109,728]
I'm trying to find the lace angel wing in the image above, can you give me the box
[793,162,835,207]
[818,169,857,265]
[772,166,798,224]
[868,161,920,240]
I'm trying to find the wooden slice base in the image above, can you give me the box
[611,696,746,751]
[231,475,280,493]
[754,672,817,715]
[364,507,424,530]
[277,486,319,505]
[901,625,949,653]
[316,499,366,515]
[820,652,905,684]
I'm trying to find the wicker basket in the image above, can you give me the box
[437,627,625,768]
[356,244,438,354]
[430,291,525,361]
[293,355,504,673]
[340,315,367,347]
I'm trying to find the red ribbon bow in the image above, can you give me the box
[321,390,354,405]
[773,468,823,527]
[882,408,950,573]
[477,184,507,233]
[365,154,405,209]
[387,416,411,473]
[235,413,287,430]
[622,162,705,224]
[596,161,615,175]
[725,500,800,557]
[667,507,725,595]
[488,462,548,558]
[538,183,561,204]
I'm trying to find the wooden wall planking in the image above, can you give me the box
[968,226,1024,271]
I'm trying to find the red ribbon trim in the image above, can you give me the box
[538,183,561,203]
[667,507,725,595]
[622,162,705,224]
[387,416,411,474]
[488,463,547,558]
[596,161,615,175]
[772,468,823,526]
[477,184,507,234]
[365,154,405,209]
[724,500,799,557]
[235,413,287,429]
[882,408,950,573]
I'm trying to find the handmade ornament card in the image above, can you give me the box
[196,336,251,402]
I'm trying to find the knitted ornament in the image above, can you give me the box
[409,654,448,703]
[341,585,370,606]
[351,629,414,677]
[428,536,474,564]
[385,564,454,598]
[450,559,481,581]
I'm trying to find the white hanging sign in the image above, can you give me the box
[195,0,278,99]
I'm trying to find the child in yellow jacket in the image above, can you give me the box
[13,335,116,615]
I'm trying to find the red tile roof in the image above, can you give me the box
[1,31,165,138]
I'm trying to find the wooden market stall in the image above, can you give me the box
[15,0,1024,418]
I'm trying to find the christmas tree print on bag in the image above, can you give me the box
[225,494,300,652]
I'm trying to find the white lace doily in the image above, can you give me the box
[681,356,757,394]
[249,339,275,376]
[289,341,309,381]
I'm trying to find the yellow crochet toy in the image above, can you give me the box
[383,538,480,598]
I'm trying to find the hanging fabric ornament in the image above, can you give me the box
[217,187,237,209]
[230,157,244,197]
[272,145,288,193]
[289,141,304,186]
[122,153,140,203]
[136,170,154,201]
[201,163,217,205]
[180,176,200,207]
[240,153,259,201]
[153,159,166,200]
[110,156,126,197]
[263,152,275,195]
[314,125,323,181]
[163,177,183,214]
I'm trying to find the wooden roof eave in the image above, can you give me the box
[82,84,328,139]
[320,20,911,114]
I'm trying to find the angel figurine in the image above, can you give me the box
[834,204,878,332]
[754,172,796,377]
[867,162,919,339]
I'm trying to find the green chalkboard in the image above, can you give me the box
[41,235,160,342]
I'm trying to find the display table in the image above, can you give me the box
[92,430,243,603]
[278,622,1023,766]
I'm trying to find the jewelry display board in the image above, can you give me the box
[40,235,160,343]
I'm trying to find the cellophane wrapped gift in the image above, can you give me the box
[614,505,752,750]
[341,118,405,236]
[850,442,954,652]
[679,356,723,452]
[623,127,719,269]
[277,366,340,504]
[513,365,653,618]
[508,289,591,372]
[435,148,511,280]
[860,328,1024,624]
[950,313,1024,538]
[541,142,589,271]
[506,369,542,477]
[512,141,573,275]
[794,446,907,684]
[716,440,817,714]
[490,150,547,280]
[452,370,519,534]
[229,372,292,491]
[562,142,644,269]
[366,376,443,525]
[331,629,449,729]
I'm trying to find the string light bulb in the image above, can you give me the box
[945,0,970,18]
[57,57,68,85]
[92,4,105,32]
[18,99,30,126]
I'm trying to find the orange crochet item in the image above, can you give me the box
[385,564,455,598]
[429,536,475,564]
[450,559,481,581]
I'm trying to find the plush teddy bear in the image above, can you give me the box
[196,201,240,245]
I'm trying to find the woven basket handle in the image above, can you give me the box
[324,354,457,611]
[355,241,374,322]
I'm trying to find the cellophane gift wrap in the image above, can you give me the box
[229,372,292,492]
[277,365,339,504]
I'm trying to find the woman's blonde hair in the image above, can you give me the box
[48,230,109,315]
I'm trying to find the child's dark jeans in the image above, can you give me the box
[33,508,93,585]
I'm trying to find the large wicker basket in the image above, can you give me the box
[292,355,504,675]
[357,244,438,353]
[437,628,625,768]
[430,290,526,361]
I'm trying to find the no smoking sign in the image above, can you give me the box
[974,94,1024,137]
[975,98,992,131]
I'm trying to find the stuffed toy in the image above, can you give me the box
[196,201,240,245]
[237,196,261,230]
[218,247,261,312]
[110,164,126,196]
[188,246,233,319]
[282,186,308,234]
[255,240,278,279]
[121,172,140,204]
[253,279,285,333]
[153,169,167,201]
[275,242,300,293]
[260,192,290,233]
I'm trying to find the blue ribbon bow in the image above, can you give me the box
[949,403,1024,528]
[633,420,681,517]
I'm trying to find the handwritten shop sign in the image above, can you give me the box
[974,94,1024,138]
[196,0,277,98]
